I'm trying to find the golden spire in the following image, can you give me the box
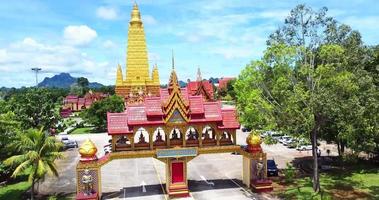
[116,64,123,86]
[130,2,142,26]
[152,64,160,85]
[125,1,150,85]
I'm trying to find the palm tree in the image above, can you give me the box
[4,128,63,200]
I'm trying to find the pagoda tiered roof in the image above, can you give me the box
[107,70,240,135]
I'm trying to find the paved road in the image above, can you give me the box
[40,130,324,200]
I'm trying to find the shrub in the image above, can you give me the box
[284,162,296,183]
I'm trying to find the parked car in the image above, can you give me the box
[267,159,279,176]
[287,140,298,148]
[104,144,112,154]
[282,138,294,146]
[279,136,292,143]
[61,137,78,149]
[296,145,313,151]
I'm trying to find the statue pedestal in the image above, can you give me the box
[76,192,98,200]
[250,179,273,193]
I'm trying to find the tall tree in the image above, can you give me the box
[7,88,60,131]
[82,95,125,131]
[77,77,89,96]
[0,111,20,179]
[238,4,379,192]
[4,128,63,200]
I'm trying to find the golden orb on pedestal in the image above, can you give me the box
[246,132,262,146]
[79,139,98,158]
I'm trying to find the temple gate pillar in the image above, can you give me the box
[242,132,273,193]
[242,155,251,186]
[76,139,101,200]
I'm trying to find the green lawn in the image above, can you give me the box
[277,168,379,200]
[0,181,31,200]
[70,127,95,134]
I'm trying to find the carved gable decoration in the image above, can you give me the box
[168,109,186,123]
[163,70,190,123]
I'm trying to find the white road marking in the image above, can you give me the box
[200,175,215,186]
[141,181,147,193]
[224,173,256,198]
[152,159,169,200]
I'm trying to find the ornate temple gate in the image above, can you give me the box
[75,68,272,200]
[76,142,245,199]
[75,138,273,200]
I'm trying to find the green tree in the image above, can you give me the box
[77,77,89,96]
[0,111,20,179]
[82,95,125,131]
[226,79,236,100]
[7,88,60,131]
[4,128,63,200]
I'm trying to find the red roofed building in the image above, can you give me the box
[62,90,108,113]
[218,77,234,90]
[107,68,240,152]
[186,68,214,101]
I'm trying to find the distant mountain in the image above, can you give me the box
[38,73,104,88]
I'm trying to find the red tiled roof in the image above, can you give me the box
[187,81,214,99]
[189,96,204,115]
[107,112,132,134]
[78,98,85,104]
[203,101,222,121]
[181,88,189,100]
[64,95,78,103]
[127,106,147,124]
[218,77,234,90]
[160,88,169,101]
[107,81,239,135]
[218,108,240,129]
[145,97,163,116]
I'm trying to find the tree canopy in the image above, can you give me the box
[235,4,379,192]
[82,95,125,131]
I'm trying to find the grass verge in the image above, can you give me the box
[273,167,379,200]
[0,181,31,200]
[70,127,95,134]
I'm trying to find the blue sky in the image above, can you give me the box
[0,0,378,87]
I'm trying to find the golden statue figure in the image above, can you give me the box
[81,169,93,195]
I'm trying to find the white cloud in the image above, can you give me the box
[0,37,114,87]
[341,16,379,44]
[103,40,116,49]
[96,6,118,20]
[142,15,157,25]
[63,25,97,46]
[0,49,8,63]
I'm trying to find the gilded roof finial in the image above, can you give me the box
[130,0,142,25]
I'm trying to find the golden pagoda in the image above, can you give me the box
[115,3,160,101]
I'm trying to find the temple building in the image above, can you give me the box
[62,90,108,113]
[115,3,160,103]
[186,68,214,101]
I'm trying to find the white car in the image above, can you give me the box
[282,139,294,146]
[296,145,313,151]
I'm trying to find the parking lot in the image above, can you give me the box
[38,129,334,200]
